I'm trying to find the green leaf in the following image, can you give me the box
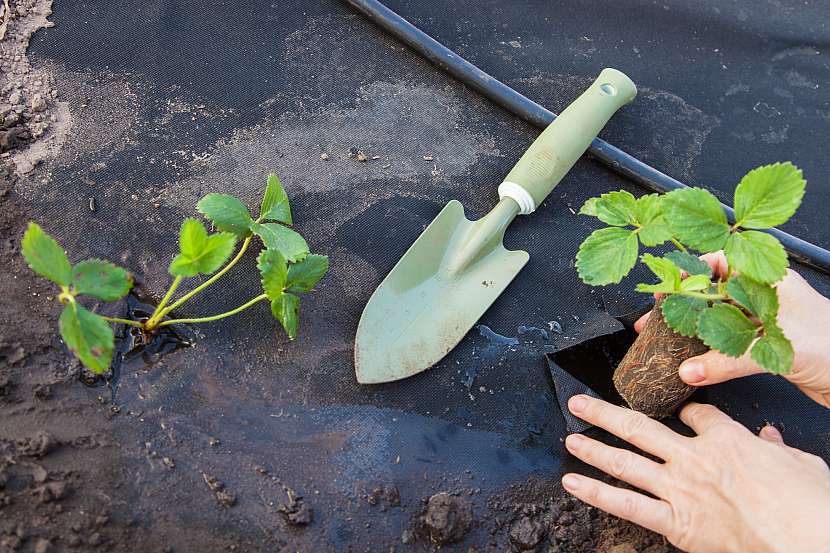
[697,303,758,357]
[250,222,310,262]
[257,248,288,300]
[575,227,639,286]
[72,260,133,301]
[726,275,778,319]
[635,253,682,294]
[578,197,599,217]
[724,230,787,284]
[169,218,237,277]
[750,321,793,374]
[286,254,329,293]
[259,174,292,224]
[271,293,300,339]
[638,222,672,247]
[633,193,662,224]
[679,274,711,292]
[59,303,114,374]
[665,251,713,277]
[197,193,253,237]
[594,190,638,226]
[661,295,708,337]
[734,162,805,229]
[631,194,671,246]
[21,222,72,286]
[664,188,730,252]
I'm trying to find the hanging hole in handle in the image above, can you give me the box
[599,83,617,96]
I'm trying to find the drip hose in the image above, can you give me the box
[345,0,830,275]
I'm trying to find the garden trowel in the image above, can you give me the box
[355,68,637,384]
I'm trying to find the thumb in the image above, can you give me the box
[678,349,762,386]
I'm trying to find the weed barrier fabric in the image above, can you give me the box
[10,0,830,549]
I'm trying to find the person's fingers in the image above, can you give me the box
[678,402,738,435]
[568,395,682,459]
[758,425,784,444]
[699,251,730,278]
[561,473,674,537]
[634,311,650,333]
[565,433,666,496]
[678,349,762,386]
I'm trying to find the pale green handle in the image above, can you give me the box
[500,68,636,213]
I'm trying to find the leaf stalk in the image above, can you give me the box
[156,235,254,321]
[158,293,268,327]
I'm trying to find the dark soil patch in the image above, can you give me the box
[490,477,679,552]
[0,170,136,551]
[0,171,245,552]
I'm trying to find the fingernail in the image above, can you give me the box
[562,474,580,492]
[679,361,705,384]
[569,395,589,414]
[565,434,584,451]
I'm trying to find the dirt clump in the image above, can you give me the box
[596,510,675,552]
[366,484,401,511]
[17,430,57,457]
[418,491,473,546]
[491,478,679,552]
[509,515,546,550]
[0,0,63,172]
[277,487,313,527]
[202,473,236,507]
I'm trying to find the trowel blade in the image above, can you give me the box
[355,200,529,384]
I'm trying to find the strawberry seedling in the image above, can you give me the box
[22,174,328,374]
[575,162,805,416]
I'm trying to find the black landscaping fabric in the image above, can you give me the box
[19,0,830,548]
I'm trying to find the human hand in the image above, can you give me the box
[635,251,830,408]
[562,395,830,553]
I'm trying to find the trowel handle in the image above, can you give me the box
[498,68,636,214]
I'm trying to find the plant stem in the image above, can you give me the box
[157,235,253,320]
[677,290,725,301]
[145,275,183,328]
[157,293,268,327]
[670,238,688,254]
[101,316,144,327]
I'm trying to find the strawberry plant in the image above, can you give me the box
[575,162,805,416]
[21,174,328,374]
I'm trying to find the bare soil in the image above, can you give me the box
[490,477,678,553]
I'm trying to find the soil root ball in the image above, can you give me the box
[613,300,708,418]
[419,492,473,545]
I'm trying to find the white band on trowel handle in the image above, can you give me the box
[498,181,536,215]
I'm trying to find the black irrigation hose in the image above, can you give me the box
[345,0,830,276]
